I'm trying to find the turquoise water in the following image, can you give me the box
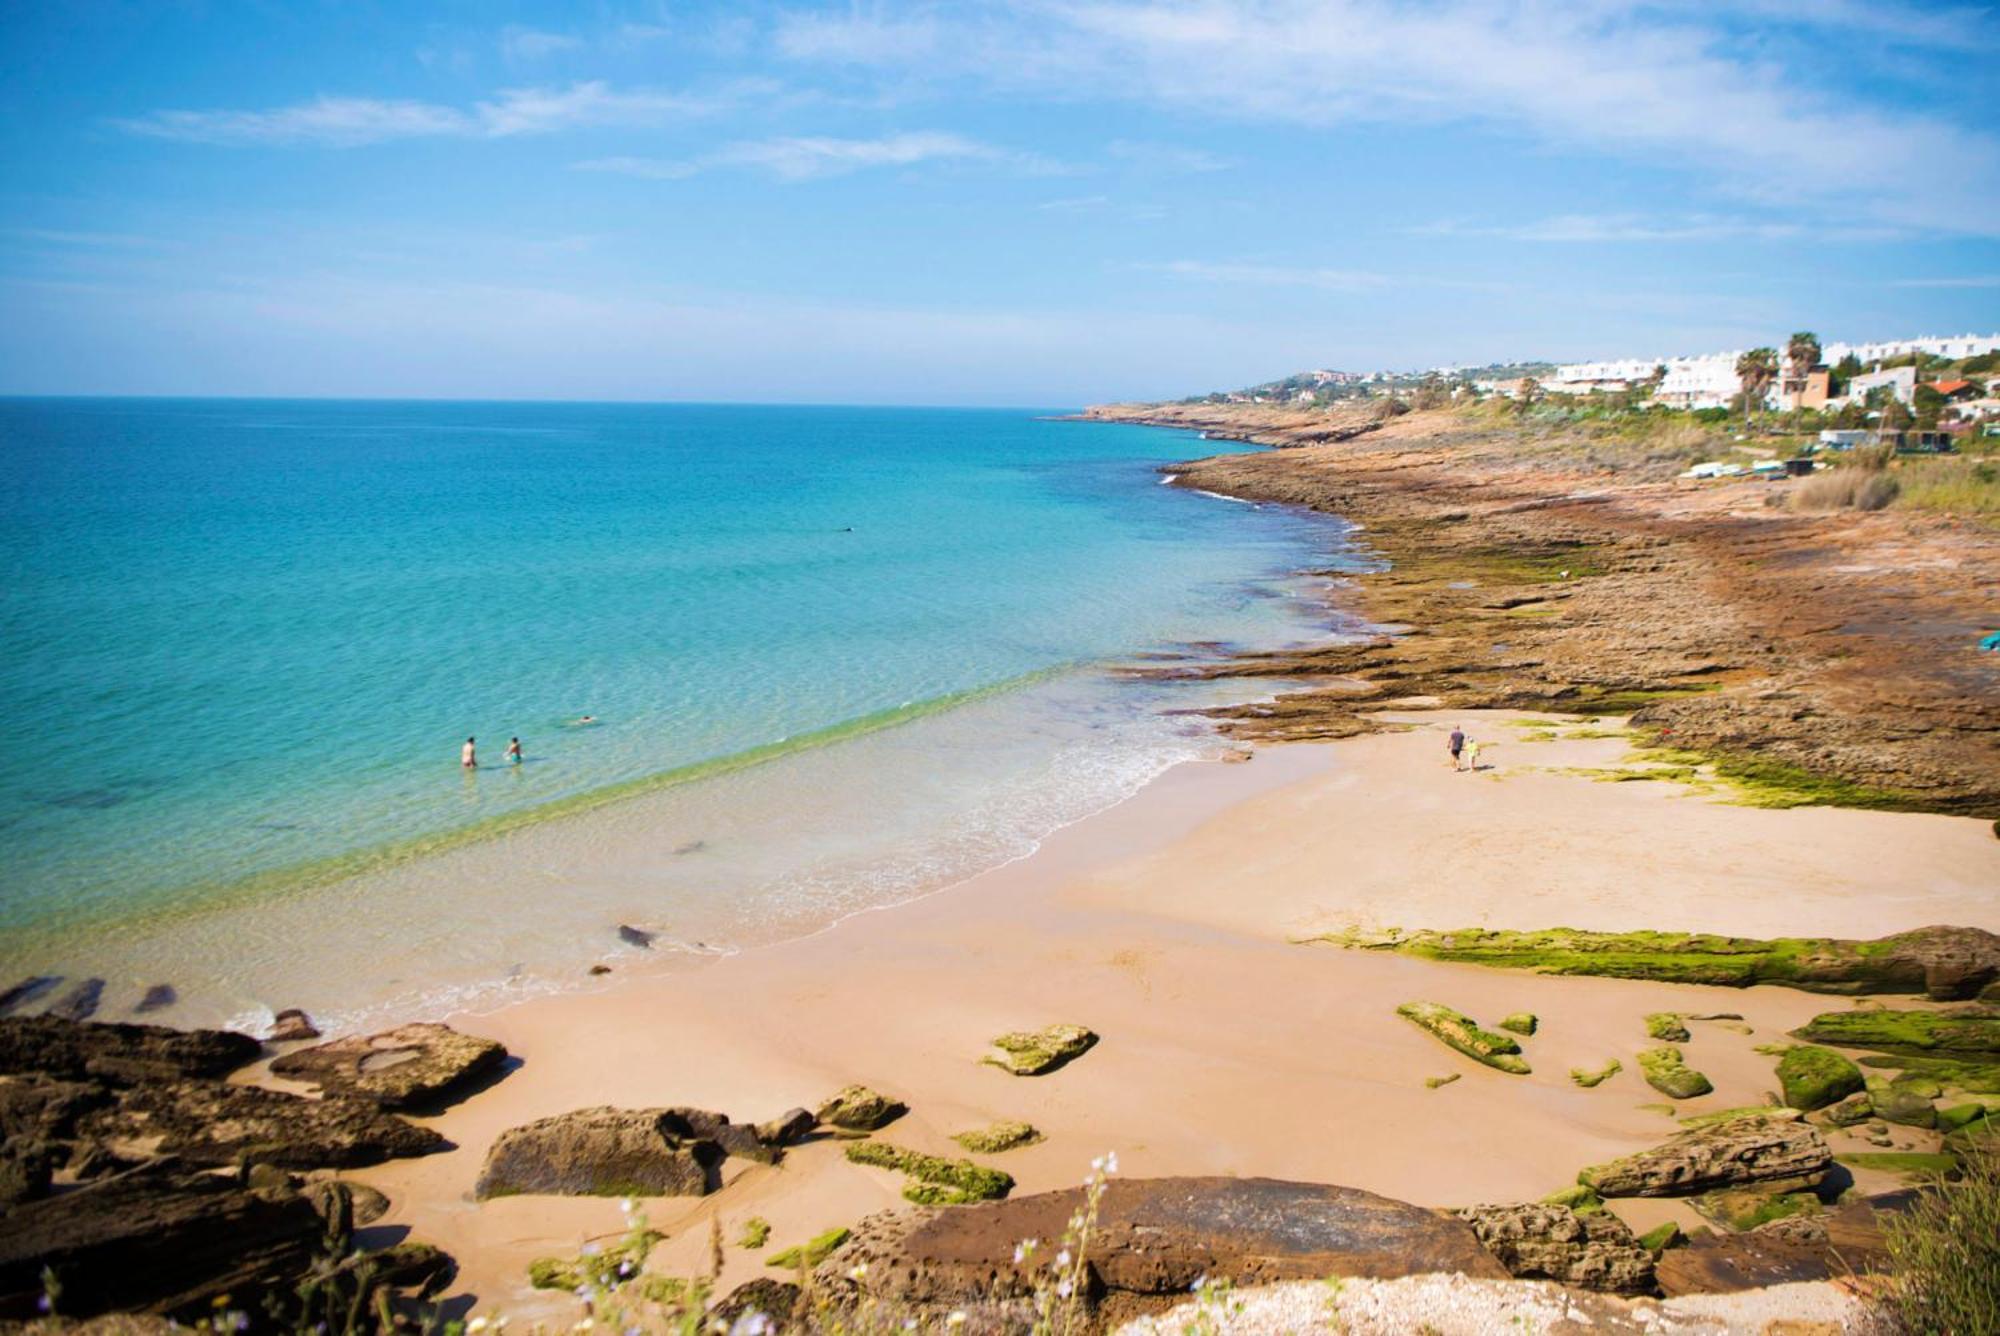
[0,399,1345,1023]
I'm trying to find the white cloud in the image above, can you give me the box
[1107,140,1231,173]
[499,26,584,62]
[115,81,755,146]
[1145,259,1387,292]
[770,1,2000,236]
[1888,276,2000,289]
[577,131,1051,182]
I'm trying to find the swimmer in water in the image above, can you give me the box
[462,736,477,769]
[568,715,598,727]
[506,737,522,765]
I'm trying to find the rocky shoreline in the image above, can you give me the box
[1089,402,2000,819]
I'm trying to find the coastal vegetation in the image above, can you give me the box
[1881,1146,2000,1335]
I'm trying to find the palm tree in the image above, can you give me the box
[1736,347,1778,429]
[1784,331,1821,404]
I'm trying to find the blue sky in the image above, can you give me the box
[2,1,1996,405]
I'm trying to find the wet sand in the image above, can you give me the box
[339,710,2000,1319]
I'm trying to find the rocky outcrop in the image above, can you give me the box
[0,1017,261,1084]
[1580,1119,1831,1197]
[813,1177,1505,1327]
[1653,1195,1901,1295]
[0,1163,325,1319]
[1333,925,2000,1000]
[661,1106,812,1164]
[713,1278,800,1332]
[268,1022,506,1109]
[1776,1045,1865,1110]
[815,1085,906,1132]
[1454,1203,1655,1294]
[1793,1004,2000,1055]
[1394,1002,1530,1075]
[983,1024,1098,1076]
[266,1009,319,1043]
[79,1078,445,1169]
[474,1106,721,1199]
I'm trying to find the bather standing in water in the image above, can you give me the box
[506,737,522,765]
[462,737,477,769]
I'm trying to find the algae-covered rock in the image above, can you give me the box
[1580,1118,1831,1197]
[475,1107,719,1199]
[1396,1002,1530,1075]
[1939,1102,1990,1132]
[1425,1073,1461,1089]
[983,1024,1097,1076]
[268,1023,507,1110]
[814,1085,906,1132]
[1865,1078,1937,1128]
[1692,1187,1822,1233]
[1326,925,2000,1000]
[1539,1183,1605,1215]
[950,1121,1042,1154]
[1677,1107,1801,1131]
[1636,1221,1683,1252]
[1776,1045,1865,1111]
[738,1217,771,1249]
[1646,1013,1691,1043]
[1857,1053,2000,1093]
[1498,1013,1538,1037]
[1638,1047,1712,1100]
[767,1226,850,1271]
[1571,1060,1621,1089]
[1455,1202,1655,1294]
[1792,1005,2000,1056]
[1819,1093,1874,1127]
[844,1141,1013,1205]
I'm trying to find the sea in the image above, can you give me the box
[0,399,1355,1031]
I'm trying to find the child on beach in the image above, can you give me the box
[1465,739,1484,771]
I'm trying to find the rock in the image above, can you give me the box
[1818,1092,1873,1127]
[768,1227,851,1271]
[713,1278,800,1331]
[659,1107,778,1164]
[1677,1107,1801,1131]
[1395,1002,1529,1074]
[474,1106,721,1199]
[0,1016,261,1084]
[589,964,612,975]
[1580,1119,1831,1197]
[618,924,655,948]
[1776,1046,1865,1111]
[1635,1222,1682,1252]
[80,1079,446,1169]
[302,1180,390,1227]
[0,1072,115,1144]
[1653,1195,1901,1295]
[844,1141,1014,1205]
[266,1009,319,1043]
[814,1177,1506,1326]
[1690,1186,1822,1232]
[1337,925,2000,1001]
[1571,1059,1622,1088]
[755,1106,818,1148]
[1792,1004,2000,1056]
[815,1085,906,1132]
[47,979,106,1022]
[1939,1102,1991,1132]
[983,1024,1098,1076]
[0,978,61,1018]
[1637,1047,1712,1099]
[1539,1184,1605,1215]
[1866,1079,1937,1128]
[1497,1013,1538,1036]
[1455,1203,1655,1294]
[1425,1074,1460,1089]
[368,1241,455,1297]
[1645,1013,1691,1042]
[0,1147,53,1207]
[952,1121,1042,1154]
[268,1022,506,1109]
[0,1161,324,1319]
[132,985,177,1014]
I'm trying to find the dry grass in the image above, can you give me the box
[1895,457,2000,518]
[1792,468,1901,512]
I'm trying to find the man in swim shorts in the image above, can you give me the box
[462,737,477,768]
[506,737,522,765]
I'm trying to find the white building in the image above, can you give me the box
[1824,333,2000,364]
[1842,365,1917,406]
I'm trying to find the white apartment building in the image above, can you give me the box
[1824,333,2000,364]
[1548,332,2000,412]
[1843,365,1917,406]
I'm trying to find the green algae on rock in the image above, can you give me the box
[844,1141,1014,1205]
[1636,1222,1683,1252]
[983,1024,1098,1076]
[950,1121,1042,1154]
[1639,1047,1713,1100]
[767,1227,850,1271]
[1792,1006,2000,1056]
[1646,1013,1691,1042]
[1395,1001,1531,1074]
[1539,1183,1606,1215]
[1777,1046,1866,1111]
[1677,1107,1801,1131]
[1316,925,2000,1000]
[1856,1053,2000,1093]
[737,1217,771,1250]
[1865,1077,1938,1128]
[1836,1152,1960,1177]
[815,1085,907,1132]
[1498,1013,1538,1036]
[1425,1073,1462,1089]
[1692,1187,1821,1233]
[1571,1059,1622,1089]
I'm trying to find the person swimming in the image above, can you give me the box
[567,715,598,727]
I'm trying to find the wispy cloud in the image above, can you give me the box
[114,81,755,146]
[1888,275,2000,289]
[770,1,2000,236]
[499,26,584,62]
[1144,259,1387,292]
[577,131,1055,182]
[8,228,170,250]
[1107,140,1230,173]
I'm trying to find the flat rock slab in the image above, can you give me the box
[475,1106,721,1199]
[822,1176,1505,1319]
[1581,1119,1831,1197]
[82,1079,445,1169]
[0,1017,261,1084]
[269,1022,506,1109]
[1654,1196,1901,1296]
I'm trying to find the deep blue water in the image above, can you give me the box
[0,399,1336,970]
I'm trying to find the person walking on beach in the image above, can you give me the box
[506,737,522,765]
[1448,725,1466,771]
[462,737,477,769]
[1465,738,1484,772]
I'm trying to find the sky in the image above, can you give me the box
[1,1,1997,406]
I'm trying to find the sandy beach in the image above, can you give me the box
[339,708,2000,1318]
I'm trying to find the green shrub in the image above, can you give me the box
[1882,1146,2000,1334]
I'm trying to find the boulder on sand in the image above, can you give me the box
[983,1025,1099,1076]
[1455,1203,1655,1294]
[1653,1195,1901,1296]
[474,1107,721,1199]
[1580,1119,1831,1198]
[1776,1045,1864,1111]
[1637,1047,1712,1100]
[813,1177,1505,1327]
[1792,1005,2000,1056]
[268,1022,506,1109]
[0,1016,261,1084]
[1396,1002,1530,1075]
[660,1106,809,1165]
[81,1079,445,1169]
[815,1085,906,1132]
[266,1009,319,1043]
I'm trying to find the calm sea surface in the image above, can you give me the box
[0,399,1350,1027]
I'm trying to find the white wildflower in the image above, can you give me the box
[572,1321,594,1333]
[847,1263,870,1281]
[467,1320,490,1334]
[1104,1151,1119,1174]
[946,1313,968,1327]
[1056,1250,1071,1268]
[1056,1279,1073,1299]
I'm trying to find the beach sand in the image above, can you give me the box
[341,711,1999,1318]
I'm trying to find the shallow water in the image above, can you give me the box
[0,399,1354,1026]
